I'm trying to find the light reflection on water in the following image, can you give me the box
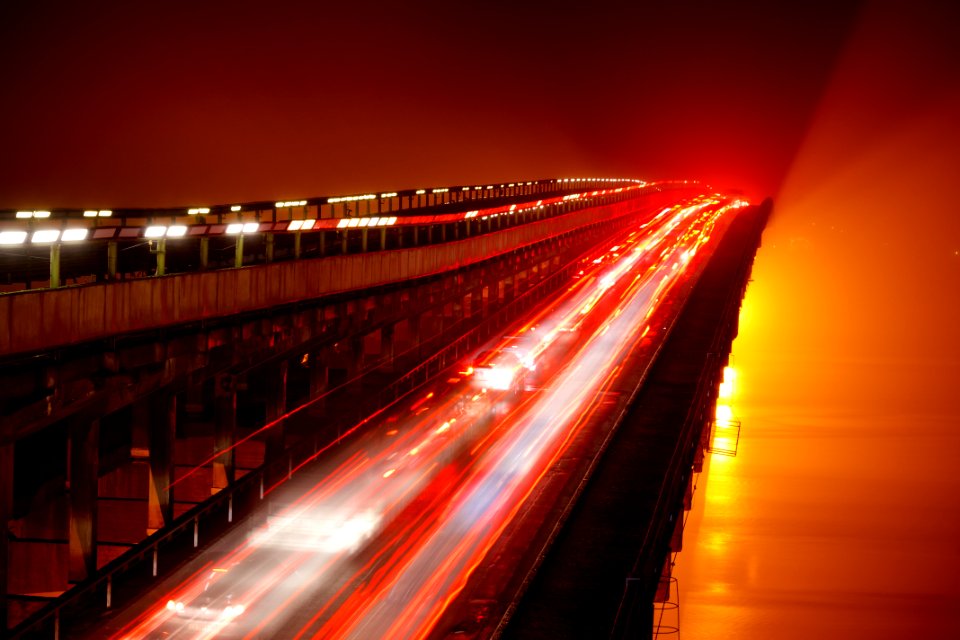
[672,269,960,639]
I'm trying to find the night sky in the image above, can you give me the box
[3,1,960,637]
[1,1,860,208]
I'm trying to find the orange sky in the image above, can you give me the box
[0,1,860,208]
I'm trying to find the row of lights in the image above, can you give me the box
[6,179,643,223]
[0,184,647,246]
[335,216,398,229]
[0,228,88,245]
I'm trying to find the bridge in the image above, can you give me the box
[0,177,770,639]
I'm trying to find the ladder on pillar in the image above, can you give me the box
[707,417,741,456]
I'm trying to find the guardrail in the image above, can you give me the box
[610,201,770,638]
[0,180,699,294]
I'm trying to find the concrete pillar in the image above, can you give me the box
[361,228,369,252]
[136,393,175,535]
[67,417,99,583]
[49,243,61,288]
[341,230,348,255]
[654,556,673,603]
[319,230,326,256]
[309,353,328,398]
[199,237,209,270]
[381,324,395,372]
[212,374,236,494]
[0,444,12,631]
[234,234,244,268]
[670,509,684,552]
[107,241,118,279]
[293,231,301,259]
[412,226,419,246]
[264,361,288,465]
[265,233,275,263]
[380,227,386,250]
[155,238,166,276]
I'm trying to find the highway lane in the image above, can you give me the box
[89,194,743,639]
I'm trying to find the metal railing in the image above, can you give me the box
[0,181,698,294]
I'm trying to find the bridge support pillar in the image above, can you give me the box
[264,361,288,468]
[67,417,99,583]
[0,444,12,632]
[107,240,118,279]
[49,244,61,288]
[265,234,274,263]
[361,229,368,253]
[234,234,244,268]
[212,374,236,494]
[138,392,175,535]
[380,227,387,250]
[341,230,348,255]
[380,324,395,372]
[654,556,673,603]
[199,237,209,270]
[154,238,166,276]
[293,231,301,259]
[670,509,684,553]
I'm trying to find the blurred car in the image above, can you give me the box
[166,567,245,622]
[470,347,531,393]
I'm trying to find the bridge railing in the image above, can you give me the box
[0,178,687,293]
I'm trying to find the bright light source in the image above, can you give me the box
[347,218,360,228]
[16,211,32,219]
[98,210,112,217]
[336,218,350,229]
[387,217,397,225]
[369,217,380,226]
[31,229,61,243]
[166,225,187,237]
[226,223,244,234]
[33,211,51,218]
[327,194,375,204]
[188,208,201,215]
[380,192,397,198]
[432,188,448,194]
[84,210,98,217]
[300,219,315,230]
[376,217,389,226]
[415,189,426,195]
[242,222,259,233]
[61,228,88,242]
[288,220,303,231]
[145,226,167,238]
[715,403,733,422]
[0,231,27,244]
[230,205,242,212]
